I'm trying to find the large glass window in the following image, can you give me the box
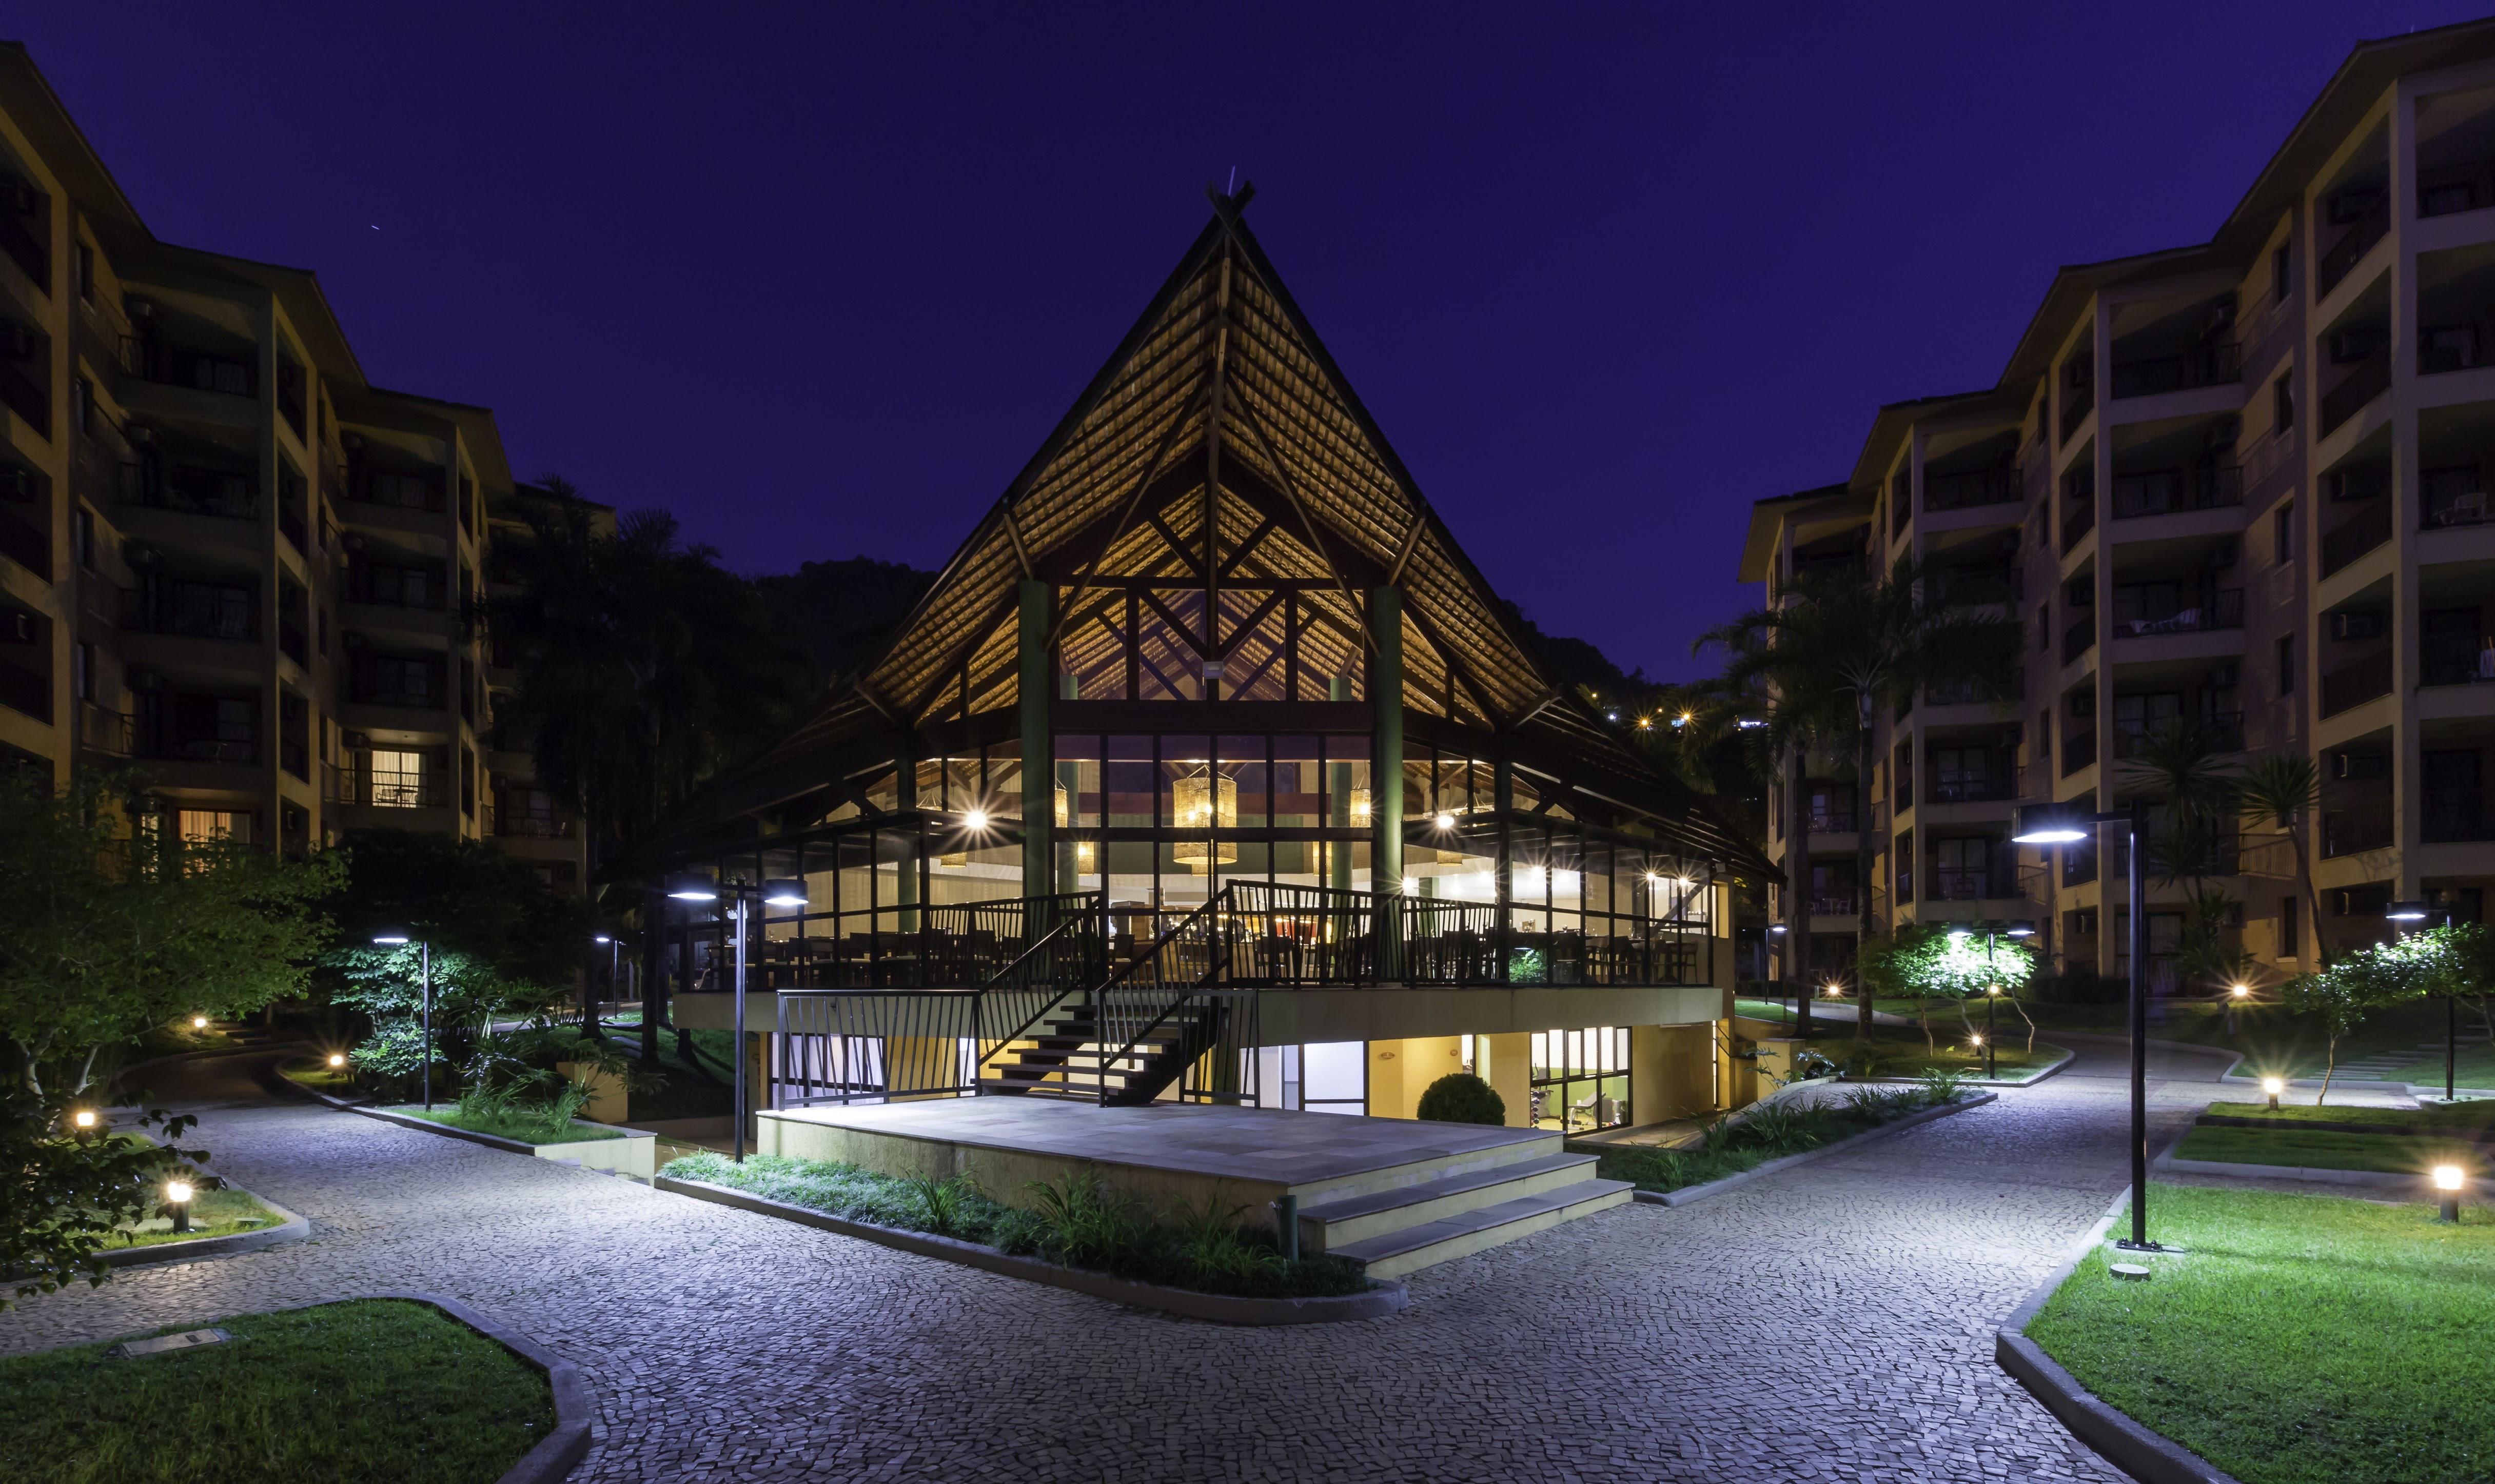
[1529,1026,1630,1133]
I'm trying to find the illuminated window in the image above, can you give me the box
[369,748,426,807]
[176,810,250,845]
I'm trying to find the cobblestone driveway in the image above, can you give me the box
[6,1044,2234,1482]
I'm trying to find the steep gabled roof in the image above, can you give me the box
[672,188,1768,872]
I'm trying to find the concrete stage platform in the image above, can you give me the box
[755,1098,1632,1274]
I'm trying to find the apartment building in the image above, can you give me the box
[1739,19,2495,988]
[0,43,585,888]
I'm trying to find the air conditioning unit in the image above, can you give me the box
[2330,609,2386,640]
[342,630,367,650]
[127,668,165,694]
[3,610,35,643]
[124,541,160,568]
[2332,749,2386,780]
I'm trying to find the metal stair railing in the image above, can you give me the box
[1089,885,1263,1105]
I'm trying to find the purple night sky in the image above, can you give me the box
[15,4,2478,679]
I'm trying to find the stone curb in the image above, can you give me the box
[2153,1149,2486,1192]
[1962,1045,2074,1087]
[653,1174,1410,1326]
[347,1102,660,1159]
[257,1057,375,1109]
[91,1191,311,1273]
[1627,1092,1998,1208]
[1993,1134,2245,1484]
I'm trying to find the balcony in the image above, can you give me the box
[2424,788,2494,843]
[326,761,451,809]
[2317,193,2390,296]
[1930,567,2022,608]
[2112,711,2243,759]
[1926,668,2024,705]
[2060,384,2095,445]
[2319,349,2391,438]
[2422,633,2495,687]
[2320,502,2392,577]
[2322,802,2394,858]
[2062,730,2097,776]
[121,584,258,642]
[2321,651,2394,717]
[0,655,46,721]
[0,359,47,438]
[0,199,43,290]
[491,806,577,839]
[2062,617,2096,664]
[2110,588,2244,639]
[2419,322,2492,374]
[1923,467,2022,512]
[123,461,260,521]
[136,733,258,766]
[0,505,45,578]
[76,699,130,755]
[2423,479,2491,530]
[2109,342,2241,399]
[119,335,257,398]
[2419,159,2495,219]
[1807,808,1858,836]
[2111,465,2243,519]
[1928,867,2019,902]
[1926,768,2016,804]
[1808,893,1859,918]
[2061,500,2095,554]
[279,622,308,667]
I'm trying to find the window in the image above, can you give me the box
[177,810,250,846]
[75,241,94,304]
[2277,634,2296,696]
[1528,1027,1630,1133]
[2279,896,2300,958]
[2273,372,2294,432]
[461,747,477,818]
[70,375,92,437]
[72,505,92,569]
[70,639,92,700]
[369,748,428,807]
[2274,500,2295,563]
[2271,243,2291,305]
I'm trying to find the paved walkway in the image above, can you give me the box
[7,1042,2247,1482]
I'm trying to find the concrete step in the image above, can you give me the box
[1326,1178,1632,1279]
[1296,1152,1602,1251]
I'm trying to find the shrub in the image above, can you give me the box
[1415,1072,1507,1125]
[1914,1067,1971,1105]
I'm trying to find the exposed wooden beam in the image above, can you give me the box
[1384,518,1425,586]
[1228,396,1378,651]
[1000,505,1035,580]
[1042,387,1210,654]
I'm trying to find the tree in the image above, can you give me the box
[2281,941,2431,1103]
[2238,752,2331,970]
[1698,557,2025,1041]
[1857,923,2040,1053]
[0,771,338,1099]
[2,1089,204,1306]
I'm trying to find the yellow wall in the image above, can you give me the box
[1475,1032,1534,1127]
[1365,1035,1466,1119]
[1630,1024,1718,1123]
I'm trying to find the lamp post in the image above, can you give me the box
[2387,900,2457,1103]
[669,871,808,1162]
[372,932,432,1110]
[2016,798,2164,1254]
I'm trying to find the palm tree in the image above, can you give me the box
[2238,752,2330,971]
[1699,557,2023,1041]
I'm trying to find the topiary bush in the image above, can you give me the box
[1416,1072,1506,1125]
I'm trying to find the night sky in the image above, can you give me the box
[16,4,2481,680]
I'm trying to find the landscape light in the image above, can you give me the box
[1969,1034,1983,1046]
[327,1053,347,1069]
[1822,983,1844,998]
[2009,803,2089,845]
[2433,1164,2465,1223]
[1988,985,2002,996]
[164,1178,194,1233]
[666,870,718,902]
[191,1015,208,1030]
[2262,1075,2285,1111]
[71,1109,97,1130]
[762,878,808,909]
[2387,901,2431,922]
[962,808,990,832]
[2230,983,2251,1000]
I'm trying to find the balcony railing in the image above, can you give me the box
[1926,668,2024,705]
[136,734,258,765]
[2318,194,2390,295]
[1928,867,2019,902]
[1807,810,1857,836]
[2323,802,2393,859]
[118,335,258,398]
[2110,341,2241,399]
[2320,502,2392,577]
[2419,159,2495,219]
[1927,769,2016,804]
[2424,789,2494,843]
[2110,588,2244,638]
[76,699,131,755]
[2112,711,2244,759]
[490,807,577,839]
[2062,617,2096,664]
[122,461,260,520]
[326,762,451,808]
[2321,651,2394,717]
[0,201,44,290]
[0,360,46,440]
[2060,384,2094,445]
[2423,481,2492,530]
[2421,634,2495,687]
[2319,348,2391,438]
[1806,893,1859,918]
[0,655,46,721]
[2062,731,2097,776]
[1930,568,2022,608]
[2111,464,2243,518]
[2061,500,2095,553]
[1923,468,2022,512]
[120,585,258,641]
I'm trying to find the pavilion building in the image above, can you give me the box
[644,187,1766,1137]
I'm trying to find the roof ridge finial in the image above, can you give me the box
[1205,173,1256,217]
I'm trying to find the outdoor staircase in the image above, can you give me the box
[1290,1135,1630,1279]
[2330,1032,2492,1083]
[978,995,1234,1105]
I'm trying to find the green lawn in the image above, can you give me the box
[2173,1125,2490,1178]
[382,1104,625,1144]
[109,1185,283,1249]
[2026,1183,2495,1484]
[1580,1080,1973,1193]
[276,1056,357,1095]
[0,1299,555,1484]
[2201,1100,2495,1133]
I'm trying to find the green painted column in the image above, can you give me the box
[1370,586,1403,977]
[1018,580,1052,905]
[1328,675,1355,892]
[1056,673,1082,894]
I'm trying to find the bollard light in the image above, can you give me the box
[1969,1034,1984,1047]
[71,1108,97,1130]
[2230,984,2251,1000]
[2433,1164,2465,1224]
[2262,1075,2285,1112]
[164,1178,194,1234]
[327,1052,347,1069]
[192,1015,208,1030]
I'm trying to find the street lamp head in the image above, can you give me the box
[1969,1034,1983,1046]
[761,878,808,909]
[2007,920,2037,938]
[1767,924,1786,935]
[2010,802,2090,845]
[594,934,612,945]
[666,869,718,902]
[2433,1164,2466,1193]
[372,933,410,946]
[2386,900,2431,922]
